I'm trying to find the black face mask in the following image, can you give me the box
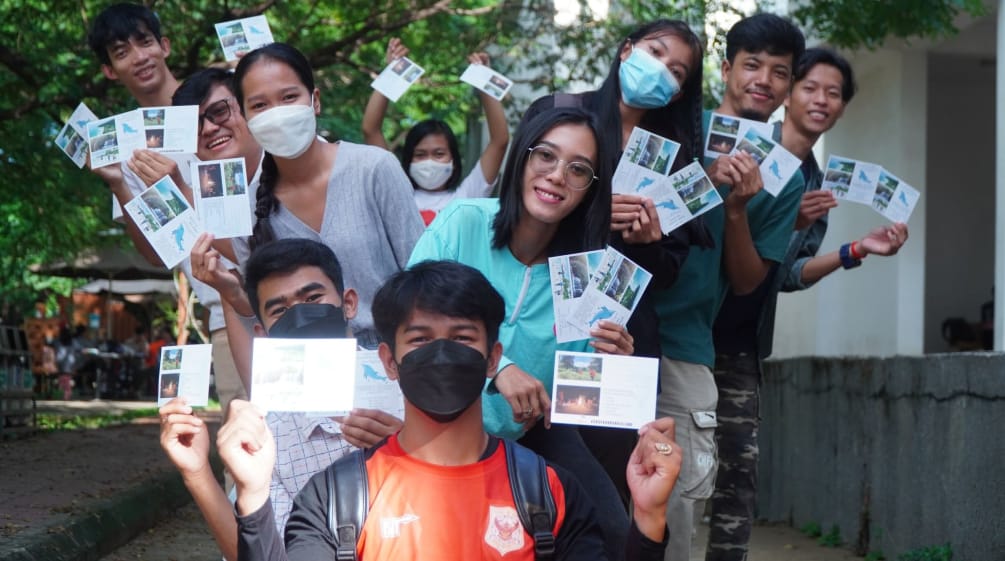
[267,303,348,339]
[396,339,488,424]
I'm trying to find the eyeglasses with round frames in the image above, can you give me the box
[526,145,596,191]
[198,98,233,131]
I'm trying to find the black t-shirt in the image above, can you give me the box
[712,262,780,355]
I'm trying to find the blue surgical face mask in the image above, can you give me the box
[618,46,680,109]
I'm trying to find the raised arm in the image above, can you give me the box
[159,398,239,561]
[795,223,908,287]
[361,38,410,150]
[469,52,510,184]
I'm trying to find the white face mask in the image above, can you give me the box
[408,159,454,191]
[246,96,317,159]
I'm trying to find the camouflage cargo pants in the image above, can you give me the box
[706,353,761,561]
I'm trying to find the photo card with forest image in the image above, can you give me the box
[190,157,252,239]
[550,351,658,429]
[123,175,204,267]
[156,344,213,406]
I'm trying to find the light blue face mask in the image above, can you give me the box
[618,46,681,109]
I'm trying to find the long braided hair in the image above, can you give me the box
[233,43,317,250]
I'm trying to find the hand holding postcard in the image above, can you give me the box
[87,106,198,168]
[251,337,357,413]
[550,351,658,429]
[553,247,653,343]
[704,113,772,161]
[459,63,513,100]
[215,15,274,61]
[157,344,213,406]
[822,155,920,222]
[122,175,204,268]
[732,126,801,196]
[371,56,425,102]
[191,157,253,239]
[354,350,404,418]
[87,110,145,168]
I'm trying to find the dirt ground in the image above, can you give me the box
[2,400,859,561]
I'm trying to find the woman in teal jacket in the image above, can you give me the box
[407,107,633,558]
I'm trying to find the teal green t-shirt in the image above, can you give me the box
[652,110,803,368]
[407,198,591,439]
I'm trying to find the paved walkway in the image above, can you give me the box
[2,400,859,561]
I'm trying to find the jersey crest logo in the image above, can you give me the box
[484,505,524,555]
[379,513,419,538]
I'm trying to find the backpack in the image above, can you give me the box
[325,439,557,561]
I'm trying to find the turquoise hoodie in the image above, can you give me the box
[407,198,591,439]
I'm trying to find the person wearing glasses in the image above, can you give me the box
[407,107,633,559]
[518,19,712,511]
[85,4,246,420]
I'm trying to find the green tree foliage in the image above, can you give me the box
[0,0,990,317]
[790,0,988,50]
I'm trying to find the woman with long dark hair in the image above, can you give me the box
[408,107,632,558]
[228,42,425,349]
[521,18,713,506]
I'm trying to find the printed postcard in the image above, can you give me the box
[215,15,274,61]
[371,56,425,102]
[873,169,919,223]
[87,110,145,168]
[459,63,513,100]
[565,247,653,339]
[550,351,658,429]
[156,344,213,407]
[123,175,204,268]
[353,350,404,419]
[549,250,604,343]
[733,127,802,196]
[703,112,771,161]
[250,337,357,413]
[191,157,253,239]
[55,121,89,168]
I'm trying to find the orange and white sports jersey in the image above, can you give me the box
[357,435,566,560]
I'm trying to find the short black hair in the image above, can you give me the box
[372,260,504,351]
[88,3,164,66]
[243,239,346,322]
[400,120,463,191]
[172,68,235,107]
[793,47,857,103]
[725,13,805,67]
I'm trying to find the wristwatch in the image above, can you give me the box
[839,243,862,269]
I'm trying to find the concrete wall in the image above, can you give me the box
[924,53,997,353]
[758,354,1005,560]
[773,49,929,358]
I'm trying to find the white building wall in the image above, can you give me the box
[772,49,928,357]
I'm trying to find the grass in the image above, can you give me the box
[36,398,220,431]
[898,544,952,561]
[818,525,843,547]
[37,408,160,431]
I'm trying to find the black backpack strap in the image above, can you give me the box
[504,440,557,561]
[325,449,369,561]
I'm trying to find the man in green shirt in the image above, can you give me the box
[650,13,805,561]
